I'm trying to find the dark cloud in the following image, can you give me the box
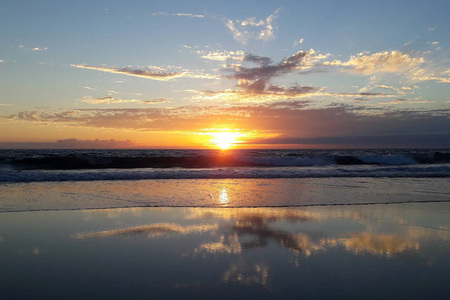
[71,64,183,81]
[247,134,450,148]
[55,139,135,148]
[0,139,135,149]
[243,54,273,66]
[229,50,318,81]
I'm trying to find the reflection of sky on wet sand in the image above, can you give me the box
[75,223,218,239]
[74,204,450,258]
[2,178,449,211]
[1,203,449,299]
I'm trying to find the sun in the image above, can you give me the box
[210,131,241,149]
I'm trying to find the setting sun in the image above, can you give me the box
[210,131,242,149]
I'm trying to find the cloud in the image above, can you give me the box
[71,64,183,80]
[0,139,136,149]
[6,104,449,148]
[190,50,401,103]
[228,49,328,81]
[191,83,322,103]
[71,64,218,80]
[54,139,135,148]
[224,8,281,44]
[409,68,450,83]
[0,60,3,63]
[191,50,397,103]
[75,223,217,239]
[324,51,424,75]
[198,50,245,62]
[19,45,48,51]
[151,12,204,18]
[292,38,304,47]
[379,99,435,105]
[247,133,450,148]
[81,96,167,105]
[173,13,204,18]
[376,85,395,90]
[151,12,169,16]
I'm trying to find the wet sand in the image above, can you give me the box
[1,177,449,212]
[1,202,449,299]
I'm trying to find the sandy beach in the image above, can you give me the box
[1,192,449,299]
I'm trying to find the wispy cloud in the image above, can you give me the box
[197,50,245,62]
[224,8,281,44]
[151,12,168,16]
[55,138,135,149]
[71,64,183,80]
[81,96,167,105]
[409,68,450,83]
[71,64,218,80]
[324,51,424,75]
[151,12,204,18]
[0,139,137,149]
[19,45,48,51]
[173,13,204,18]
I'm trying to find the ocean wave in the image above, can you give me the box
[1,149,449,170]
[1,165,450,183]
[1,149,449,183]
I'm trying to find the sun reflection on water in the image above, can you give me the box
[218,188,230,206]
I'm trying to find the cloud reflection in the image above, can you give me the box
[76,205,450,260]
[75,223,217,239]
[190,208,321,256]
[72,204,450,290]
[322,233,420,257]
[222,263,269,287]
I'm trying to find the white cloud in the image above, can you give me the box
[198,50,245,62]
[151,12,168,16]
[324,51,424,75]
[151,12,204,18]
[292,38,304,47]
[81,96,167,105]
[173,13,204,18]
[224,8,281,44]
[410,68,450,83]
[19,45,48,51]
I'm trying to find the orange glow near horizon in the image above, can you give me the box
[209,131,245,149]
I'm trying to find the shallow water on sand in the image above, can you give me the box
[1,202,449,299]
[1,177,449,212]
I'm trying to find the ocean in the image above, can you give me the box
[1,148,450,183]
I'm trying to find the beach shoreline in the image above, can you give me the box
[1,177,449,213]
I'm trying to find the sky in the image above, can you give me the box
[0,0,449,149]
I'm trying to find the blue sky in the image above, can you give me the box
[1,0,449,148]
